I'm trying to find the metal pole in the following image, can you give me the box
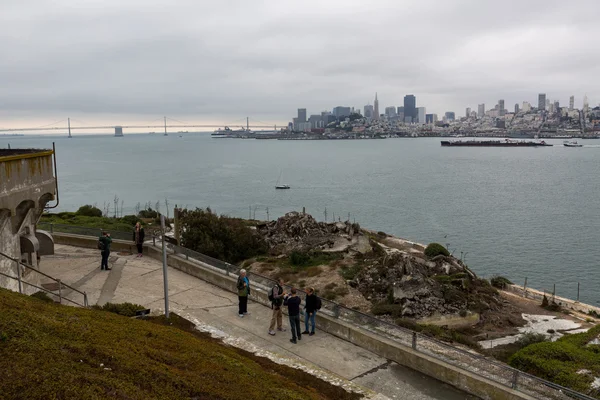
[577,282,580,302]
[552,283,556,303]
[58,279,62,304]
[84,292,88,307]
[524,277,528,298]
[160,214,170,318]
[15,259,22,294]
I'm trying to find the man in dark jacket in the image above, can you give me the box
[302,287,318,336]
[99,231,112,271]
[283,288,302,344]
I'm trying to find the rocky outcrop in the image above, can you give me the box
[256,212,359,255]
[356,251,496,319]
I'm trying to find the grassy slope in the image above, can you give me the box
[0,289,360,400]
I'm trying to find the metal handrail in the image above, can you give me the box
[0,250,88,307]
[45,227,595,399]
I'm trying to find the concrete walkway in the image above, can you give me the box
[41,244,475,400]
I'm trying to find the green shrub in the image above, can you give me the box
[490,276,513,289]
[30,291,54,303]
[290,251,311,266]
[93,302,147,317]
[76,205,103,218]
[179,208,268,264]
[120,214,140,226]
[424,243,450,258]
[339,264,363,281]
[516,332,549,347]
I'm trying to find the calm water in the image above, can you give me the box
[3,134,599,305]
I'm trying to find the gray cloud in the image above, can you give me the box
[1,0,598,127]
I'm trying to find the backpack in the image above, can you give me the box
[315,296,322,310]
[97,239,105,251]
[268,284,282,303]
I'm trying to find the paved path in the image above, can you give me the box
[41,245,475,400]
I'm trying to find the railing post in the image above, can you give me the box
[523,277,527,298]
[225,263,230,276]
[153,235,156,246]
[511,370,519,389]
[58,279,62,304]
[15,259,22,294]
[333,304,340,318]
[50,223,54,234]
[84,291,88,307]
[412,332,417,350]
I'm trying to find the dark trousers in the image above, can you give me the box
[100,251,110,270]
[289,314,301,340]
[238,296,248,314]
[136,243,143,254]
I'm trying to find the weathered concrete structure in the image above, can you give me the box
[0,148,57,292]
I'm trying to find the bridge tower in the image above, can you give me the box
[67,118,72,138]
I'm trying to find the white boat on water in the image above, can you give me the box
[563,140,583,147]
[275,170,290,189]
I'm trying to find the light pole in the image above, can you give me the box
[160,214,170,318]
[463,252,468,265]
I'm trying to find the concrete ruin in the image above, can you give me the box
[0,148,57,293]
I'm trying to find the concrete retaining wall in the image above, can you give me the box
[506,284,600,317]
[50,232,536,400]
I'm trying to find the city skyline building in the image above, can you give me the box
[417,107,426,124]
[569,95,574,111]
[477,104,485,118]
[404,94,416,124]
[584,95,589,113]
[373,93,380,120]
[332,106,351,118]
[514,103,519,114]
[384,106,397,118]
[538,93,546,111]
[364,104,374,119]
[498,99,505,116]
[523,101,531,112]
[445,111,455,121]
[466,107,471,118]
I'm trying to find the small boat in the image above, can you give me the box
[563,140,583,147]
[275,170,290,189]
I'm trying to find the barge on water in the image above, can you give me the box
[441,139,553,147]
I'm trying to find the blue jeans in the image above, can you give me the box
[304,310,316,333]
[100,251,110,270]
[289,314,301,340]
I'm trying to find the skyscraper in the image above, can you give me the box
[514,103,520,114]
[298,108,307,123]
[583,95,589,114]
[364,104,374,119]
[417,107,426,124]
[477,104,485,118]
[384,106,397,118]
[538,94,546,111]
[569,96,574,111]
[403,95,416,123]
[498,99,505,116]
[373,93,380,120]
[445,111,455,121]
[466,107,471,118]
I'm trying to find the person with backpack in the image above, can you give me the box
[268,278,286,336]
[302,287,320,336]
[132,222,145,257]
[98,231,112,271]
[236,269,250,317]
[283,288,302,344]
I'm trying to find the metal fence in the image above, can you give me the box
[45,226,595,400]
[38,222,146,242]
[0,250,88,307]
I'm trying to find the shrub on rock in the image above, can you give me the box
[424,243,449,258]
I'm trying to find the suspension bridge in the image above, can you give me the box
[0,116,286,136]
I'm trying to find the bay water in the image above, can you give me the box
[2,134,599,305]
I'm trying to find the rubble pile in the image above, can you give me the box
[256,212,358,255]
[355,251,503,319]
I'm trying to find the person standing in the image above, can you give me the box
[236,269,250,317]
[284,288,302,344]
[268,279,286,336]
[98,231,112,271]
[302,287,318,336]
[132,222,145,257]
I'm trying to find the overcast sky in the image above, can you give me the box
[1,0,599,129]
